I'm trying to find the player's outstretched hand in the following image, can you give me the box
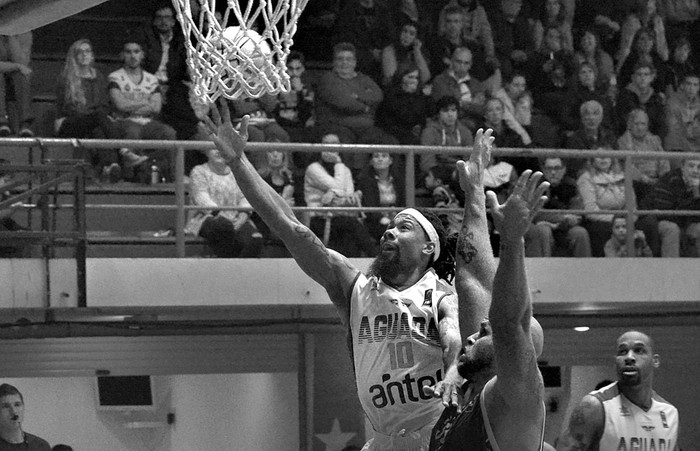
[422,366,464,412]
[200,98,249,163]
[457,128,494,198]
[486,170,549,243]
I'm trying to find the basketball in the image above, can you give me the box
[220,26,272,68]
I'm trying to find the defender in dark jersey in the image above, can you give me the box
[429,170,550,451]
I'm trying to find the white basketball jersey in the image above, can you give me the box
[108,68,160,118]
[593,382,679,451]
[349,269,455,435]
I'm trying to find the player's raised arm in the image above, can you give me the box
[454,128,497,341]
[201,100,359,319]
[484,170,549,449]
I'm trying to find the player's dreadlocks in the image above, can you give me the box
[419,209,457,283]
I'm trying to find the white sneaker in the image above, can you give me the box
[120,148,148,167]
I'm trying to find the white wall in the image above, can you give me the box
[3,373,298,451]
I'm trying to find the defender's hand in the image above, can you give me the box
[200,98,249,163]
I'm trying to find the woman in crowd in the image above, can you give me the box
[304,133,377,257]
[617,0,668,65]
[185,147,263,258]
[254,149,296,257]
[355,151,405,243]
[573,28,615,95]
[532,0,573,52]
[617,28,666,92]
[55,39,119,182]
[375,65,430,145]
[662,36,695,97]
[381,20,431,87]
[577,155,637,257]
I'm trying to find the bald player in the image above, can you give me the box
[557,330,680,450]
[429,169,550,450]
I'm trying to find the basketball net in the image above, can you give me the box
[171,0,309,103]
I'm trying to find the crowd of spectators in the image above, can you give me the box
[4,0,700,258]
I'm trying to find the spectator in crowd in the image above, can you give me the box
[135,3,210,176]
[491,72,535,146]
[525,157,591,257]
[481,97,535,174]
[434,1,498,82]
[617,28,667,93]
[228,94,290,169]
[420,95,474,176]
[381,19,431,87]
[51,446,73,451]
[304,134,377,257]
[0,383,50,450]
[639,158,700,257]
[428,5,470,82]
[617,108,670,204]
[276,51,315,146]
[135,3,187,95]
[527,26,576,123]
[376,65,430,146]
[430,46,488,131]
[532,0,574,52]
[315,42,398,174]
[424,164,463,236]
[604,214,654,257]
[487,0,536,77]
[616,61,667,137]
[254,149,296,257]
[662,36,695,97]
[617,0,669,67]
[108,38,177,182]
[0,161,29,258]
[565,100,617,177]
[571,0,622,56]
[513,92,562,148]
[356,151,405,242]
[577,155,638,257]
[333,0,396,82]
[558,330,679,449]
[664,72,700,153]
[0,32,33,137]
[573,28,616,96]
[658,0,700,52]
[564,62,617,133]
[55,39,120,183]
[185,146,263,258]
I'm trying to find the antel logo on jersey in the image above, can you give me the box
[369,369,443,408]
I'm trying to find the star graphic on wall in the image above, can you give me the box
[315,418,357,451]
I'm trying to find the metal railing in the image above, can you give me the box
[1,137,699,258]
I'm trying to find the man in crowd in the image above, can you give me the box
[108,37,177,181]
[665,72,700,154]
[428,168,549,450]
[201,101,494,450]
[0,384,50,450]
[557,331,680,450]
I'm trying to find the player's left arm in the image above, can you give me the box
[433,294,464,409]
[486,170,549,425]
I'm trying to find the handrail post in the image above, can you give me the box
[175,145,186,258]
[405,147,415,207]
[74,163,87,307]
[624,155,635,256]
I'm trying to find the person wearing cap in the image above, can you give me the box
[202,101,495,450]
[0,384,50,450]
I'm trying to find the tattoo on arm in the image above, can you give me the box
[457,231,478,264]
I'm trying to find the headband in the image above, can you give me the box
[395,208,441,261]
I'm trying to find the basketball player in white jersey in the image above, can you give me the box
[202,101,494,450]
[428,169,550,451]
[557,331,680,450]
